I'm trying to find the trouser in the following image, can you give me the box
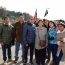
[49,44,58,65]
[35,48,46,65]
[24,43,34,62]
[57,50,63,65]
[2,44,11,61]
[46,46,51,60]
[15,41,25,61]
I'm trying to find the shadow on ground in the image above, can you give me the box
[0,59,49,65]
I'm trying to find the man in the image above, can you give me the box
[23,16,35,64]
[0,16,13,65]
[13,15,25,63]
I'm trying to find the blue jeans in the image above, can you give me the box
[2,44,11,61]
[57,50,63,65]
[49,44,58,65]
[15,41,25,61]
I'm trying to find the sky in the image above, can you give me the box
[0,0,65,20]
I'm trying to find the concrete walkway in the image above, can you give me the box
[0,45,36,65]
[0,45,65,65]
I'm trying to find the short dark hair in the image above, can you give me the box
[4,16,9,20]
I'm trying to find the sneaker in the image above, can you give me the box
[23,63,26,65]
[13,57,18,63]
[49,61,55,65]
[4,61,8,65]
[23,60,27,64]
[46,59,50,64]
[21,60,25,63]
[13,60,18,63]
[29,61,33,65]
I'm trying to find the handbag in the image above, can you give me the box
[37,28,46,47]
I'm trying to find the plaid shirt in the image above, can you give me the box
[0,23,12,44]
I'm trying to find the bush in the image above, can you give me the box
[0,17,3,23]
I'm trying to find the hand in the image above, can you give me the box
[58,37,63,42]
[58,41,63,47]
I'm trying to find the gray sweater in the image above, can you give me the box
[35,27,48,49]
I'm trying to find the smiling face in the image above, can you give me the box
[38,20,43,27]
[49,22,54,28]
[58,24,64,31]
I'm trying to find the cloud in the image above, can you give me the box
[0,0,65,20]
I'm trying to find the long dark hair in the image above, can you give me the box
[49,21,56,28]
[37,20,44,27]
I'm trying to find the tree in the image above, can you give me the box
[0,7,32,22]
[0,7,7,18]
[23,13,31,21]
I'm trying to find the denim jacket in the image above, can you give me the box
[48,27,57,44]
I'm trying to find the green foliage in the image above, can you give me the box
[0,7,7,18]
[0,17,3,22]
[23,13,31,21]
[0,6,31,22]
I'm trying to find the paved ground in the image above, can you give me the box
[0,45,65,65]
[0,45,36,65]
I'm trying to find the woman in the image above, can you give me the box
[44,19,51,63]
[48,21,58,65]
[57,21,65,65]
[35,20,48,65]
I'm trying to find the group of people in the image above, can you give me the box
[0,15,65,65]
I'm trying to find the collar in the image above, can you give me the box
[49,27,55,30]
[57,29,65,33]
[27,22,32,26]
